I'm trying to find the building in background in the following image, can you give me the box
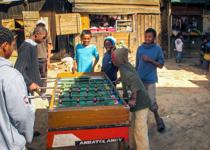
[162,0,210,58]
[0,0,72,54]
[69,0,162,66]
[0,0,163,64]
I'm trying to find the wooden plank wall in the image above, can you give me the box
[111,32,130,48]
[55,13,81,35]
[40,11,57,49]
[91,32,130,57]
[73,4,160,14]
[73,0,160,5]
[22,11,40,38]
[0,0,45,20]
[90,32,130,71]
[137,14,161,44]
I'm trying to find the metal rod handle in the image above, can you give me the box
[41,77,56,80]
[28,95,52,99]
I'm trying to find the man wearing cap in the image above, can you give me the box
[36,19,53,95]
[102,36,118,84]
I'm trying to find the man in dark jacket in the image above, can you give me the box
[15,26,47,93]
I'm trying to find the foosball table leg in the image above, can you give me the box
[118,141,126,150]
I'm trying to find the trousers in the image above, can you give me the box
[38,59,47,93]
[129,108,149,150]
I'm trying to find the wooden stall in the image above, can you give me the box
[0,0,162,59]
[67,0,161,63]
[163,0,210,58]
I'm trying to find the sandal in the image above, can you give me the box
[156,118,166,133]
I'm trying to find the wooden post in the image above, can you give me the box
[167,1,172,58]
[118,141,126,150]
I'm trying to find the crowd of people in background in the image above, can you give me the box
[0,18,166,150]
[174,31,210,71]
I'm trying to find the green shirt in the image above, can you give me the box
[119,63,150,111]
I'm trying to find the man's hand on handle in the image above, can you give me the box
[29,83,40,92]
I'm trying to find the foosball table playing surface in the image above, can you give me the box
[47,72,129,149]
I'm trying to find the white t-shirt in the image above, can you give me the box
[175,38,183,52]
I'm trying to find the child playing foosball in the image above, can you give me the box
[111,47,151,150]
[73,30,99,73]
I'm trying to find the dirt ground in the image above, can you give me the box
[149,59,210,150]
[28,58,210,150]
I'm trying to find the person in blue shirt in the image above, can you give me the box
[136,28,165,133]
[102,36,118,84]
[73,30,99,72]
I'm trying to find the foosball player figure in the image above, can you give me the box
[85,92,88,99]
[94,86,98,93]
[68,87,72,93]
[58,99,63,105]
[86,86,89,93]
[111,47,151,150]
[77,87,81,93]
[77,98,80,104]
[86,85,90,93]
[93,97,97,104]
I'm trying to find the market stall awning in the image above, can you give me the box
[0,0,25,4]
[171,0,207,4]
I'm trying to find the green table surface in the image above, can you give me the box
[55,77,122,108]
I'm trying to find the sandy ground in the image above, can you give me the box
[149,59,210,150]
[27,58,210,150]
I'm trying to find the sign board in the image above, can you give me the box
[75,138,124,146]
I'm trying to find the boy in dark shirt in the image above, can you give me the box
[15,26,47,93]
[111,47,151,150]
[136,28,165,132]
[102,36,118,84]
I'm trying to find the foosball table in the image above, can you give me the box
[47,72,129,149]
